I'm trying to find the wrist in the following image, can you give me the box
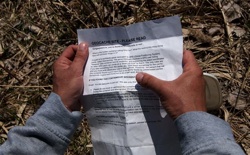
[53,91,81,112]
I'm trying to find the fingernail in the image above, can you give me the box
[136,73,144,82]
[79,43,86,51]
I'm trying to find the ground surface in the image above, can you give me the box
[0,0,249,154]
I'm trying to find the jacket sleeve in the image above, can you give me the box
[174,111,245,155]
[0,92,83,155]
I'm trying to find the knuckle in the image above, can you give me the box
[64,45,77,53]
[76,50,85,59]
[200,74,206,85]
[75,52,85,60]
[193,65,203,77]
[141,74,152,87]
[52,60,59,69]
[68,45,76,50]
[196,68,203,77]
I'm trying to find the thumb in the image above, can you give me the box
[136,72,168,97]
[183,50,201,72]
[71,42,89,72]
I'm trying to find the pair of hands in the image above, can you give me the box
[53,44,206,119]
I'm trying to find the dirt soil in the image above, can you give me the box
[0,0,249,154]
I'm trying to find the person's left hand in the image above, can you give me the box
[53,43,89,111]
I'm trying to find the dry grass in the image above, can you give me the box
[0,0,249,154]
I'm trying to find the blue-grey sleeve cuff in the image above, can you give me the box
[30,92,83,141]
[174,111,245,155]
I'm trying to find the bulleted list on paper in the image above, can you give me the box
[78,15,183,155]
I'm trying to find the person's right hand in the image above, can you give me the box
[136,50,206,119]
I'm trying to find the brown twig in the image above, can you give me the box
[88,0,105,27]
[0,64,22,83]
[218,0,233,46]
[146,0,153,19]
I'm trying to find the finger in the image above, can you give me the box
[71,42,89,73]
[136,72,168,96]
[182,50,201,72]
[61,45,78,61]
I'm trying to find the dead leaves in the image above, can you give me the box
[0,0,249,154]
[221,0,242,23]
[219,0,246,42]
[189,29,213,44]
[227,91,249,110]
